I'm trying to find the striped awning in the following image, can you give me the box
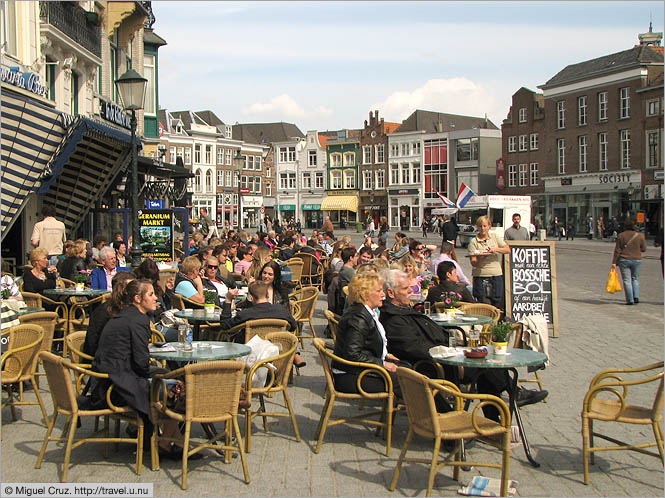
[321,195,359,212]
[37,117,131,234]
[1,92,68,237]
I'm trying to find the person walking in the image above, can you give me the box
[198,207,215,243]
[31,204,66,267]
[611,218,646,305]
[566,218,576,241]
[552,217,562,241]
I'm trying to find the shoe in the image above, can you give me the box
[634,298,639,304]
[159,444,204,461]
[515,388,548,407]
[294,360,307,368]
[238,398,251,410]
[626,302,634,305]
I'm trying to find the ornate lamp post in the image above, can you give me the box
[115,69,147,269]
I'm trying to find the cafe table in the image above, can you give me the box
[434,347,548,467]
[174,309,223,341]
[43,288,109,298]
[17,306,45,316]
[429,312,494,344]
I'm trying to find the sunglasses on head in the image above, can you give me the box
[207,265,218,269]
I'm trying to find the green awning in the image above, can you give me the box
[279,204,296,211]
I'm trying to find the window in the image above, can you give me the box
[302,172,312,189]
[226,149,232,165]
[557,139,566,174]
[217,147,224,164]
[70,71,79,115]
[195,169,202,192]
[557,101,565,129]
[529,163,538,186]
[279,172,296,189]
[46,56,56,101]
[343,152,355,166]
[205,145,212,164]
[194,145,201,163]
[578,96,587,126]
[109,43,118,103]
[390,144,399,157]
[390,164,399,184]
[233,172,238,187]
[279,146,296,162]
[363,170,373,190]
[344,171,355,189]
[412,142,421,155]
[508,136,516,153]
[246,155,255,170]
[530,133,538,150]
[518,108,527,123]
[375,170,385,189]
[401,143,409,156]
[620,129,630,168]
[647,100,659,116]
[598,132,608,171]
[177,147,184,162]
[598,91,608,121]
[456,138,479,161]
[217,194,223,208]
[508,164,517,187]
[185,148,192,165]
[206,170,213,192]
[620,87,630,119]
[170,147,176,164]
[265,182,272,196]
[578,136,587,172]
[648,131,659,168]
[331,153,342,167]
[225,126,232,139]
[256,156,261,170]
[401,164,411,184]
[519,135,527,152]
[519,164,527,187]
[240,175,248,190]
[1,1,18,57]
[375,144,385,163]
[331,171,342,189]
[217,170,223,187]
[315,172,324,188]
[143,54,156,114]
[225,170,232,187]
[363,146,372,164]
[412,163,421,184]
[308,150,317,166]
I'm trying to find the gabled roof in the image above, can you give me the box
[395,109,498,133]
[169,111,194,132]
[231,122,304,144]
[541,45,664,89]
[193,110,226,133]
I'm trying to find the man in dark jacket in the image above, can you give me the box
[442,216,459,244]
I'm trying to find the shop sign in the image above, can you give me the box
[243,196,262,207]
[99,100,132,130]
[363,205,382,210]
[138,209,173,262]
[145,199,165,209]
[388,188,419,195]
[302,204,321,210]
[545,171,641,192]
[0,67,48,98]
[496,158,505,189]
[280,205,296,211]
[239,188,250,194]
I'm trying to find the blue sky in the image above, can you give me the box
[153,1,664,132]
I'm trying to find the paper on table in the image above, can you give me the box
[149,344,177,353]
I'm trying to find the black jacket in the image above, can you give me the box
[442,221,458,242]
[22,268,56,294]
[219,301,297,341]
[92,306,152,430]
[427,281,474,305]
[333,303,384,373]
[83,303,111,356]
[279,247,295,261]
[59,256,86,281]
[379,301,450,363]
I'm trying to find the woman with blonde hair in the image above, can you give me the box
[245,246,273,282]
[59,240,87,281]
[399,255,421,294]
[329,240,347,272]
[22,248,63,295]
[468,215,510,308]
[332,273,401,395]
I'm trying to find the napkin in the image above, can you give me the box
[458,476,518,496]
[429,345,463,358]
[4,299,26,312]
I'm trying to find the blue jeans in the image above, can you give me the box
[617,258,642,304]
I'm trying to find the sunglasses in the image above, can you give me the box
[207,265,218,270]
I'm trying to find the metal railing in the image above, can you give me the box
[40,1,101,58]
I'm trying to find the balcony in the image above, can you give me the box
[40,2,101,58]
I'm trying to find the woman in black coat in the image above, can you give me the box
[58,240,87,281]
[332,273,400,395]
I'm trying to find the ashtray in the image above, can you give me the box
[464,348,488,358]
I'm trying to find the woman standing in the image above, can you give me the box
[378,216,389,248]
[612,218,646,305]
[468,216,510,309]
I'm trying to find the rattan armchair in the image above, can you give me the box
[289,286,319,346]
[35,352,146,482]
[21,291,68,352]
[312,338,395,456]
[150,360,250,489]
[2,324,46,423]
[284,258,304,290]
[323,309,340,349]
[67,293,110,355]
[18,311,57,385]
[296,252,324,291]
[65,331,93,366]
[174,294,221,340]
[390,367,511,497]
[242,331,300,453]
[244,319,290,343]
[581,361,664,485]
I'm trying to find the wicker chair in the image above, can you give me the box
[582,361,664,485]
[1,324,46,423]
[458,302,501,345]
[35,352,146,482]
[312,338,395,456]
[65,331,93,366]
[289,286,319,347]
[67,293,110,356]
[21,291,68,352]
[296,252,323,291]
[150,360,250,490]
[284,258,304,290]
[242,331,300,453]
[389,367,511,497]
[323,309,340,349]
[244,319,289,343]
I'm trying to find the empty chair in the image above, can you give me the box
[21,291,68,352]
[289,286,319,346]
[244,318,289,343]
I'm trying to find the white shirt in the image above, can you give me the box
[364,304,388,361]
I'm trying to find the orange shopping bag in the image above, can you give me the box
[605,268,622,294]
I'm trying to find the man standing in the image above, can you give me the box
[321,215,334,235]
[198,207,215,242]
[31,204,66,266]
[504,213,530,241]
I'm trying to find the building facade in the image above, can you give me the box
[322,130,360,227]
[500,28,664,237]
[298,131,328,229]
[274,137,306,224]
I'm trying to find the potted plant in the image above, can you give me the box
[74,270,89,291]
[490,321,513,355]
[440,290,462,313]
[203,289,217,314]
[418,275,432,298]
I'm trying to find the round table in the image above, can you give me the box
[174,309,225,341]
[17,306,46,316]
[43,288,109,298]
[435,347,548,467]
[429,313,494,328]
[149,341,250,362]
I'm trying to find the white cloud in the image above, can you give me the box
[242,94,306,119]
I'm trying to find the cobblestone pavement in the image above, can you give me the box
[2,233,663,497]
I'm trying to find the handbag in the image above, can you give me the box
[605,268,622,294]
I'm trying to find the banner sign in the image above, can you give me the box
[504,241,559,337]
[138,209,173,262]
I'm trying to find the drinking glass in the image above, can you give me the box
[468,326,480,348]
[423,301,431,315]
[177,324,187,349]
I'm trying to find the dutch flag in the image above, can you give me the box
[456,182,476,208]
[436,191,456,208]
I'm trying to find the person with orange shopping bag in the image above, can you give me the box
[610,218,646,305]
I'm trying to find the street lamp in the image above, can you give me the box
[115,68,147,269]
[233,151,244,230]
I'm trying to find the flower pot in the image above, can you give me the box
[492,341,508,355]
[204,303,216,314]
[75,283,84,292]
[444,308,457,314]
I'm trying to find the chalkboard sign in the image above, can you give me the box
[503,241,559,337]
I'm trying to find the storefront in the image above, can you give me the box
[279,204,296,225]
[217,192,238,228]
[301,203,322,230]
[359,192,388,227]
[242,195,263,229]
[263,197,276,220]
[388,188,420,230]
[321,193,358,229]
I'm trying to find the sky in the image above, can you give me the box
[152,1,664,133]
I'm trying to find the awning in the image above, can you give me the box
[1,92,68,237]
[321,195,358,212]
[37,116,131,234]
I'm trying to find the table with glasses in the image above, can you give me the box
[17,306,46,316]
[149,341,250,362]
[434,347,548,467]
[43,288,109,299]
[174,309,223,341]
[429,312,494,345]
